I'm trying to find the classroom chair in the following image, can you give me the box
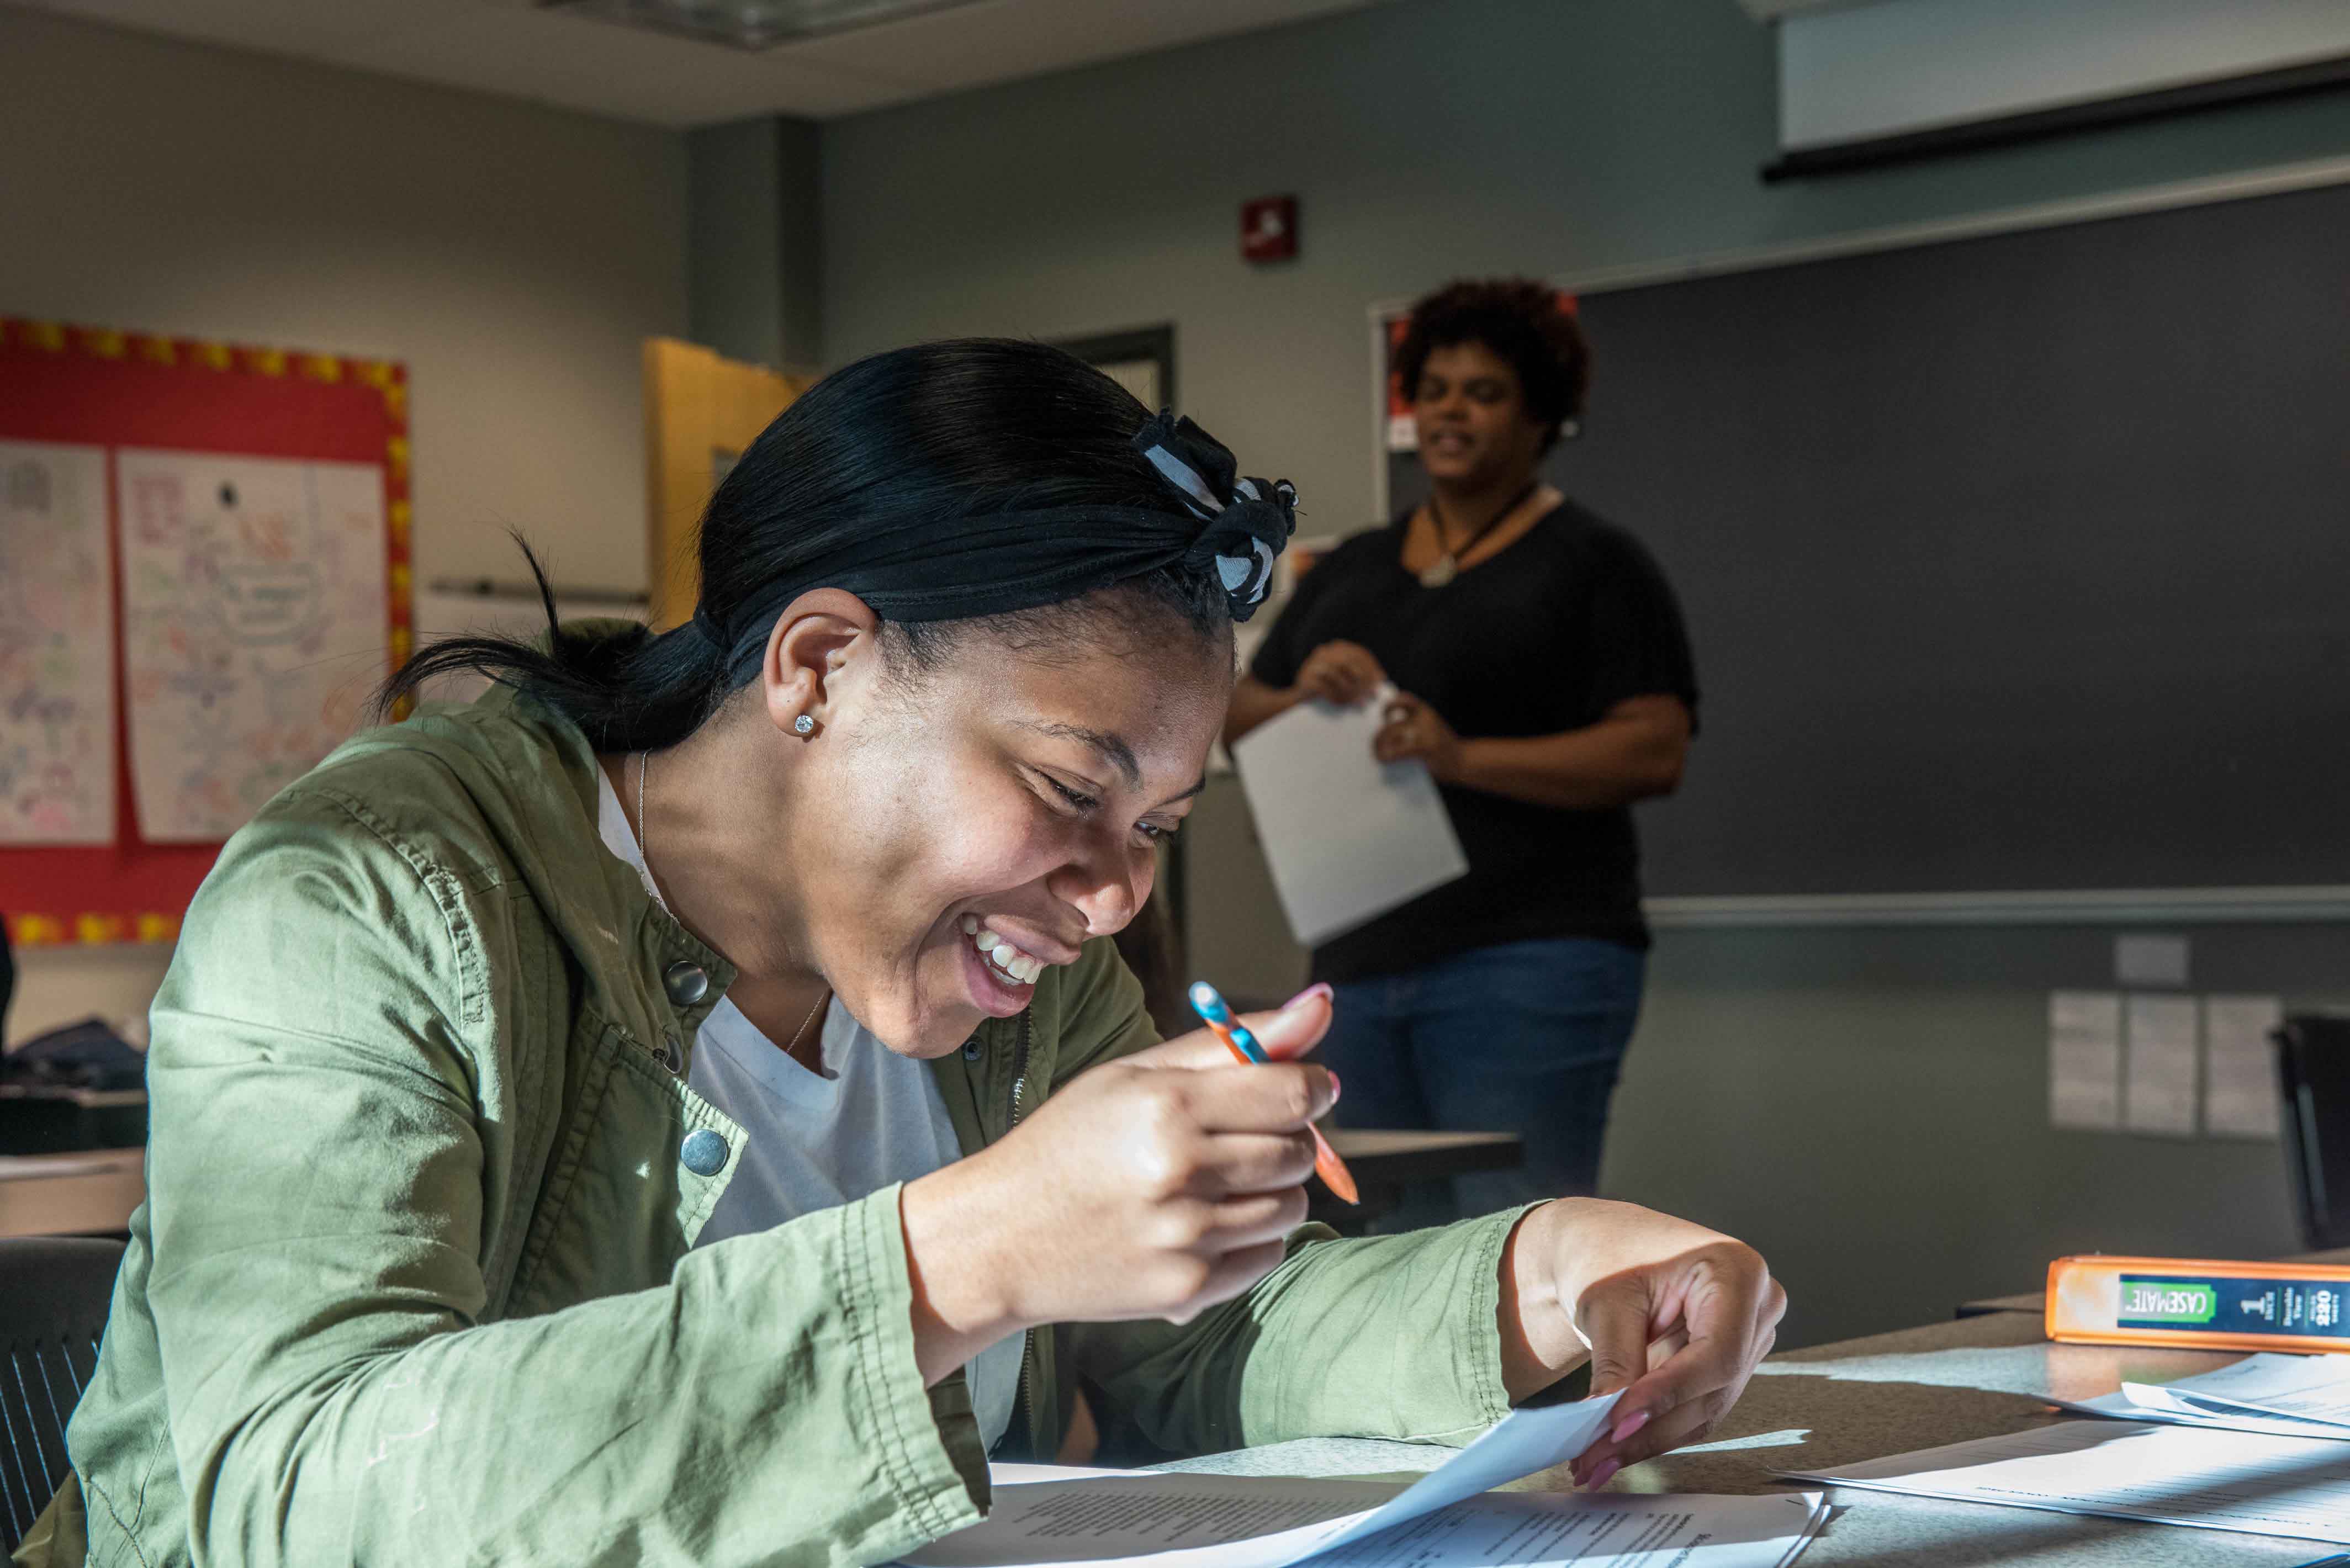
[0,1237,123,1555]
[2278,1014,2350,1253]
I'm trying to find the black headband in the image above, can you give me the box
[692,409,1297,681]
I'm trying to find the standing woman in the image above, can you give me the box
[1227,280,1697,1226]
[23,341,1773,1568]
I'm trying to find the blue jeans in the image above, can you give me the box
[1323,937,1646,1231]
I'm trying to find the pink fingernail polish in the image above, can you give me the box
[1586,1459,1620,1491]
[1611,1409,1650,1444]
[1284,982,1333,1009]
[1328,1069,1342,1101]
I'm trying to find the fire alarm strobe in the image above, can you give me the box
[1241,195,1298,263]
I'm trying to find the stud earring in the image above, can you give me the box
[792,714,816,736]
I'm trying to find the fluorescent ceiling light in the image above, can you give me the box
[539,0,988,51]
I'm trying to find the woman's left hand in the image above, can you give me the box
[1372,691,1463,782]
[1495,1199,1786,1491]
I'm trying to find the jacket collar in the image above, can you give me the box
[442,677,738,1056]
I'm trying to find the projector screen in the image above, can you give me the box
[1779,0,2350,153]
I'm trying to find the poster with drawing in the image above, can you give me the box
[117,449,388,843]
[0,439,116,844]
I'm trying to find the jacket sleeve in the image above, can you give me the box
[1050,945,1528,1455]
[142,789,985,1568]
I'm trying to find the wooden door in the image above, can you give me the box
[642,337,804,629]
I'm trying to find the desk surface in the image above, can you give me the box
[14,1147,2341,1558]
[1163,1310,2325,1565]
[0,1148,142,1238]
[1320,1129,1522,1182]
[1305,1131,1523,1235]
[1321,1130,1522,1159]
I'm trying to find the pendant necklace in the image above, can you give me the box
[781,989,829,1068]
[1417,479,1541,589]
[638,750,828,1067]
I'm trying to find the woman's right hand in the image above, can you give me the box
[1224,645,1386,745]
[899,988,1337,1380]
[1294,640,1386,707]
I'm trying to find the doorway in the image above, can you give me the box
[641,337,806,629]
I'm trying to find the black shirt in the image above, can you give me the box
[1247,498,1698,983]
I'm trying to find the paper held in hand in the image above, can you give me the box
[1231,686,1468,947]
[904,1394,1829,1568]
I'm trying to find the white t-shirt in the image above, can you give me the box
[597,772,1021,1450]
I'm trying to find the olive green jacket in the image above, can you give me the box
[19,684,1522,1568]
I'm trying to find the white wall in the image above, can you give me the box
[0,5,686,594]
[0,4,690,1041]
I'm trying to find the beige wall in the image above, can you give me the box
[0,6,689,1041]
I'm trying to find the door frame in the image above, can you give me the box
[1049,325,1176,413]
[1047,325,1192,971]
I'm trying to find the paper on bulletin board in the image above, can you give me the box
[2203,994,2284,1139]
[2124,992,2200,1137]
[2048,990,2122,1131]
[117,449,389,843]
[0,439,115,844]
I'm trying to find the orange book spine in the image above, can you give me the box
[2046,1255,2350,1352]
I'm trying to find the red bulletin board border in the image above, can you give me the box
[0,317,411,949]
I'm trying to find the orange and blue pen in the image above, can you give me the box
[1188,980,1359,1205]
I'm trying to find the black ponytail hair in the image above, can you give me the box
[379,340,1233,753]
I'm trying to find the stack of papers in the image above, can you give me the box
[1785,1419,2350,1548]
[1787,1354,2350,1546]
[2050,1351,2350,1440]
[907,1395,1826,1568]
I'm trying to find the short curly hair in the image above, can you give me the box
[1395,278,1589,452]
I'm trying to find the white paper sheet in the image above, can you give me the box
[2203,995,2285,1138]
[116,449,388,841]
[2051,1354,2350,1439]
[1230,687,1468,947]
[2113,933,2190,988]
[2123,992,2199,1137]
[1786,1418,2350,1546]
[1296,1491,1825,1568]
[913,1398,1825,1568]
[912,1398,1616,1568]
[910,1473,1399,1568]
[2051,1389,2350,1442]
[2048,990,2122,1131]
[0,440,115,844]
[2126,1353,2350,1429]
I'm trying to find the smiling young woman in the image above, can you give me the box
[23,340,1777,1568]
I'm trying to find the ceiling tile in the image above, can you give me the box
[361,7,918,123]
[10,0,468,56]
[12,0,1391,123]
[776,0,1378,96]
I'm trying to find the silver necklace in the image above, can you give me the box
[637,749,827,1062]
[633,749,669,912]
[783,990,829,1064]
